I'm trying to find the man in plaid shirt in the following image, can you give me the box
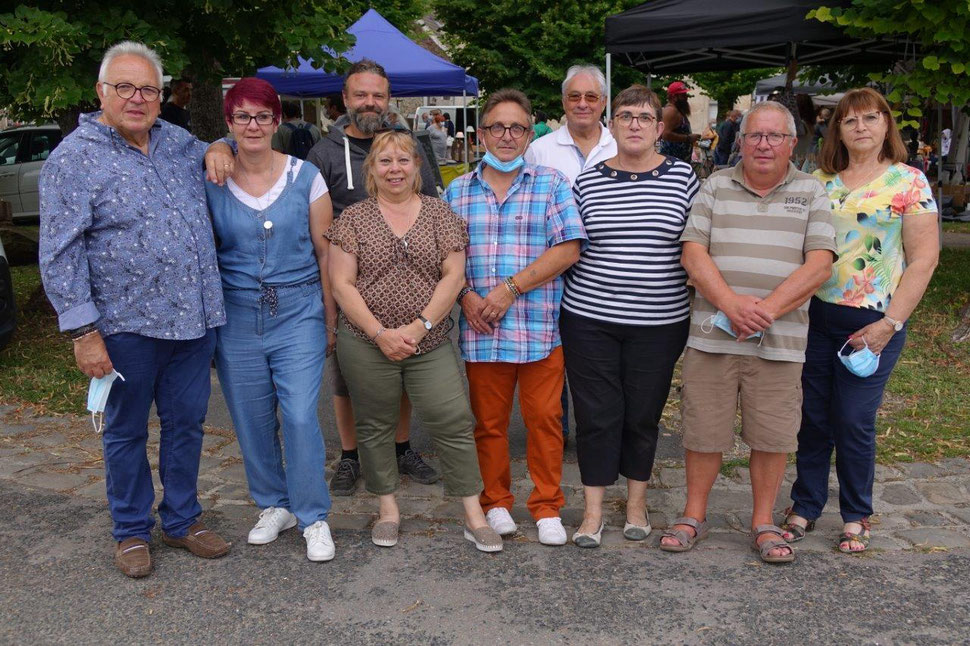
[443,89,587,546]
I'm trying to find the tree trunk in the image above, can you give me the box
[191,77,227,143]
[945,110,968,185]
[56,102,96,137]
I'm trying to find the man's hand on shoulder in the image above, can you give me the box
[204,142,235,186]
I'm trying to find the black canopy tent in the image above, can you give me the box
[604,0,913,76]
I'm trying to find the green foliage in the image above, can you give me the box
[431,0,645,116]
[691,68,781,118]
[0,1,425,123]
[809,1,970,122]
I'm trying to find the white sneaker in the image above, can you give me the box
[485,507,517,536]
[303,520,335,562]
[536,517,567,546]
[248,507,297,545]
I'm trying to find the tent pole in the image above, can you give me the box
[463,89,469,167]
[606,53,612,118]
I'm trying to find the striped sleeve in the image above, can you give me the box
[803,179,837,254]
[680,177,715,247]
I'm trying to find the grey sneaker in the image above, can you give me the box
[397,449,440,485]
[329,458,361,496]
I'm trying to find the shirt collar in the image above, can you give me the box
[80,111,162,151]
[554,122,612,149]
[471,160,535,184]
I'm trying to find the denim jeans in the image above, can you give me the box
[789,298,906,522]
[215,281,331,530]
[101,329,216,542]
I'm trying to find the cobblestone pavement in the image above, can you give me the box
[3,404,969,553]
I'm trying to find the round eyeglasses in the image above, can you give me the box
[102,82,161,102]
[482,123,529,139]
[740,132,792,147]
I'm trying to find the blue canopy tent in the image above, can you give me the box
[256,9,478,98]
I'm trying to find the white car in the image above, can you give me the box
[0,236,14,349]
[0,125,62,223]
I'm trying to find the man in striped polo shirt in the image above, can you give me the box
[660,101,837,564]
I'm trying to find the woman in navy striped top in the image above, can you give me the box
[561,85,698,548]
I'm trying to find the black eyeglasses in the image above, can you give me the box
[482,123,529,139]
[231,112,276,126]
[102,82,161,102]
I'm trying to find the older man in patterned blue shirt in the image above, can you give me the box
[39,41,236,578]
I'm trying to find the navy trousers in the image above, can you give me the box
[101,330,217,542]
[789,298,906,522]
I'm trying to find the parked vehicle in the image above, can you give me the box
[0,236,15,350]
[0,125,62,223]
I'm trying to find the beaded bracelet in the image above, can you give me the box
[504,276,522,298]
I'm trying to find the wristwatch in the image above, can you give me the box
[418,315,433,331]
[882,315,904,332]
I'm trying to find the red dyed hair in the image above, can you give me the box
[223,77,282,124]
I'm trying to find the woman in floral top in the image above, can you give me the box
[327,130,502,553]
[782,89,939,553]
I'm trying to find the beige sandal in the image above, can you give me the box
[659,517,708,552]
[751,524,795,564]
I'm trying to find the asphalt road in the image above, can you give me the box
[3,481,968,645]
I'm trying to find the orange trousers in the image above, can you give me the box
[465,347,565,521]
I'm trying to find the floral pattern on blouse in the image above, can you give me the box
[814,163,937,310]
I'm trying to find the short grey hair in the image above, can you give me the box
[562,65,607,96]
[98,41,164,87]
[740,101,797,137]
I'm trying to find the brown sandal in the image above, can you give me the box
[780,507,815,543]
[838,518,871,554]
[659,517,708,552]
[751,524,795,564]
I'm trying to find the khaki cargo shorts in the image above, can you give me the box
[680,348,803,453]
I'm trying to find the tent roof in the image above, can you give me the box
[256,9,478,97]
[605,0,913,73]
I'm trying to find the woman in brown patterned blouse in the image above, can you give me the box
[327,130,501,552]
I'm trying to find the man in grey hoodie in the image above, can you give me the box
[306,59,440,496]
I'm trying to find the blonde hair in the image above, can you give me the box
[363,130,423,198]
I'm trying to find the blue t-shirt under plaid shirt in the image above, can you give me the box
[443,162,587,364]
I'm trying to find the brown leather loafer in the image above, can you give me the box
[161,522,231,559]
[115,537,152,578]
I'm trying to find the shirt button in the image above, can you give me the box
[492,268,496,273]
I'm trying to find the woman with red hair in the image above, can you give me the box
[205,77,338,562]
[782,88,939,553]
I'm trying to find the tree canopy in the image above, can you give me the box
[0,2,425,138]
[431,0,646,117]
[810,1,970,126]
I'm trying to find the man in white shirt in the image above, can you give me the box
[525,64,616,442]
[526,64,616,184]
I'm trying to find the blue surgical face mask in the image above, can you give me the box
[837,338,880,378]
[87,370,125,433]
[482,145,525,173]
[701,310,764,344]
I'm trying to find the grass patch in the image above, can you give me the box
[719,457,749,478]
[942,221,970,234]
[876,247,970,462]
[0,264,86,414]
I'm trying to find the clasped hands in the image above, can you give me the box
[723,294,775,341]
[375,320,429,361]
[461,285,515,335]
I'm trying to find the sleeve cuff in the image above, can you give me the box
[58,301,101,333]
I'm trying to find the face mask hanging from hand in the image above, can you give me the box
[837,338,880,378]
[87,370,125,433]
[700,311,765,345]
